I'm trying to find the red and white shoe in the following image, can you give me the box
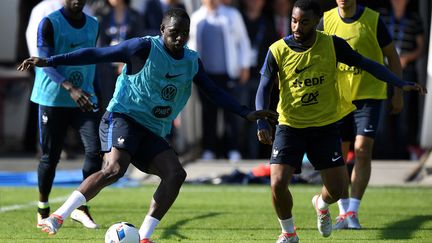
[346,211,362,229]
[276,232,299,243]
[312,195,332,237]
[333,214,348,230]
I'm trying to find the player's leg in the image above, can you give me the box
[347,99,381,229]
[40,112,137,234]
[270,125,303,243]
[314,165,348,236]
[40,147,131,234]
[271,164,299,243]
[351,135,374,199]
[335,114,355,229]
[37,105,68,227]
[307,123,347,237]
[141,152,185,241]
[70,109,103,228]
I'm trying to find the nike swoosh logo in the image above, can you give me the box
[165,73,183,79]
[295,64,313,74]
[364,128,375,133]
[332,156,342,162]
[70,42,85,48]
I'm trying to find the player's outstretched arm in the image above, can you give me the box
[357,56,427,95]
[193,59,278,123]
[334,36,428,96]
[17,38,146,72]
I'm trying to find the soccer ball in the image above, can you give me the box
[105,222,140,243]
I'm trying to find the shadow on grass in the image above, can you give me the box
[380,215,432,239]
[160,212,222,239]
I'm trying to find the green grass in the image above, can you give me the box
[0,185,431,242]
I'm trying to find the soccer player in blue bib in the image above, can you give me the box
[30,0,102,230]
[18,8,277,242]
[255,0,426,242]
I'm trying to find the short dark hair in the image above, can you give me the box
[161,8,190,26]
[293,0,322,17]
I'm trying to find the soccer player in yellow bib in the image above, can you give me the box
[255,0,426,242]
[318,0,403,230]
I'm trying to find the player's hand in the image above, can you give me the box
[17,57,48,71]
[402,82,427,95]
[70,88,93,112]
[389,88,403,114]
[257,128,273,145]
[62,81,93,112]
[245,110,278,123]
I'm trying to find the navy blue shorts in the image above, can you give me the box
[339,99,382,141]
[99,112,172,171]
[270,124,345,174]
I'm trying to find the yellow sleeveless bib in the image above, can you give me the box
[269,32,355,128]
[324,7,386,100]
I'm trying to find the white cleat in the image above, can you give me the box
[40,214,63,235]
[70,205,99,229]
[312,195,332,237]
[346,211,362,229]
[276,232,299,243]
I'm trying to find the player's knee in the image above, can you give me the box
[328,186,344,200]
[165,168,187,187]
[39,155,58,171]
[101,159,128,182]
[354,143,373,160]
[271,176,287,194]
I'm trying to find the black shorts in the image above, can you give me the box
[340,99,382,141]
[99,112,172,171]
[270,124,345,174]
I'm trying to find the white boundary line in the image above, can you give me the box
[0,196,69,213]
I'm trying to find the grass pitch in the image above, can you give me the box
[0,185,431,242]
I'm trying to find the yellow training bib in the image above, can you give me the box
[269,31,355,128]
[324,7,386,101]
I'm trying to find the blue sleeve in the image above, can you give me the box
[377,17,392,48]
[47,37,148,66]
[37,18,66,84]
[333,36,363,66]
[357,57,412,87]
[38,46,67,84]
[193,59,251,118]
[256,50,278,130]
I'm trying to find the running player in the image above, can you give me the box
[255,0,426,242]
[18,8,278,243]
[318,0,403,230]
[31,0,101,230]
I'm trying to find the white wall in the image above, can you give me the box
[0,0,18,62]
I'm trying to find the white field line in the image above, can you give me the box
[0,196,69,213]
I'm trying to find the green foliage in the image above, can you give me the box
[0,185,431,242]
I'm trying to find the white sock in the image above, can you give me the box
[139,215,160,239]
[347,198,361,213]
[317,195,329,210]
[38,201,49,209]
[337,198,349,215]
[53,190,87,220]
[278,217,295,233]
